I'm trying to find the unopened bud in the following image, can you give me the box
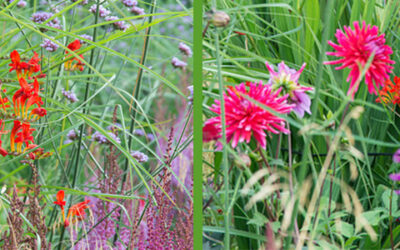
[210,11,230,27]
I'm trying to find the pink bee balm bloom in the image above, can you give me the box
[265,61,313,118]
[203,82,293,148]
[325,21,395,98]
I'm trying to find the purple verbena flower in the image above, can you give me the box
[105,16,129,31]
[72,0,89,4]
[122,0,137,7]
[64,129,85,144]
[79,34,93,44]
[133,129,145,137]
[31,11,62,31]
[131,6,145,15]
[61,88,79,103]
[92,131,121,144]
[265,61,313,118]
[171,57,187,69]
[146,133,155,142]
[393,148,400,163]
[178,42,192,57]
[40,38,59,52]
[17,0,27,7]
[89,4,111,17]
[130,150,149,163]
[92,131,108,144]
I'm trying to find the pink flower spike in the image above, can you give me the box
[203,81,293,149]
[325,21,395,99]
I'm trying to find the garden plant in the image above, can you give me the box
[0,0,193,249]
[202,0,400,249]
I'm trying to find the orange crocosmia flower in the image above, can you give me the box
[0,119,8,157]
[9,50,28,78]
[376,76,400,105]
[27,52,41,77]
[65,40,85,71]
[64,200,90,227]
[67,39,81,51]
[54,190,66,208]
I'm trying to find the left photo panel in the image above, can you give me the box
[0,1,193,249]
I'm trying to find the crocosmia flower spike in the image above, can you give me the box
[325,21,395,98]
[375,76,400,105]
[203,81,293,149]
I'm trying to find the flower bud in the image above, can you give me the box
[210,11,230,27]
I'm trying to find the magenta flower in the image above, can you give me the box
[325,21,395,98]
[393,148,400,163]
[265,61,313,118]
[203,82,293,148]
[389,172,400,195]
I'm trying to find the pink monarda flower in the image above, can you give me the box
[203,82,293,148]
[265,61,313,118]
[325,21,395,98]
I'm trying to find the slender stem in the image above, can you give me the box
[114,0,157,245]
[58,2,101,249]
[214,26,230,249]
[287,124,299,244]
[390,187,394,250]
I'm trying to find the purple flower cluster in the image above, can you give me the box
[73,190,131,249]
[8,0,26,7]
[133,129,145,136]
[71,0,89,4]
[40,38,59,52]
[79,34,93,44]
[61,88,79,103]
[105,16,128,31]
[31,12,62,31]
[64,130,84,144]
[171,57,187,69]
[130,150,149,163]
[130,6,145,16]
[89,4,111,17]
[179,42,192,57]
[122,0,137,7]
[92,131,121,145]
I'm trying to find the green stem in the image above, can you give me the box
[214,27,230,249]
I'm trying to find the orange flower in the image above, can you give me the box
[0,119,8,156]
[54,190,66,208]
[9,50,28,79]
[64,200,90,227]
[65,39,85,71]
[376,76,400,105]
[53,190,90,228]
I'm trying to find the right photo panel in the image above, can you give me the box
[202,1,400,249]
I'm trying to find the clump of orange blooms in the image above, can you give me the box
[54,190,91,228]
[376,76,400,105]
[0,50,51,160]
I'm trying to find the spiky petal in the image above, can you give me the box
[325,21,395,98]
[265,61,313,118]
[203,81,293,148]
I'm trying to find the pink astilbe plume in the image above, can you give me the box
[325,21,395,98]
[203,82,293,149]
